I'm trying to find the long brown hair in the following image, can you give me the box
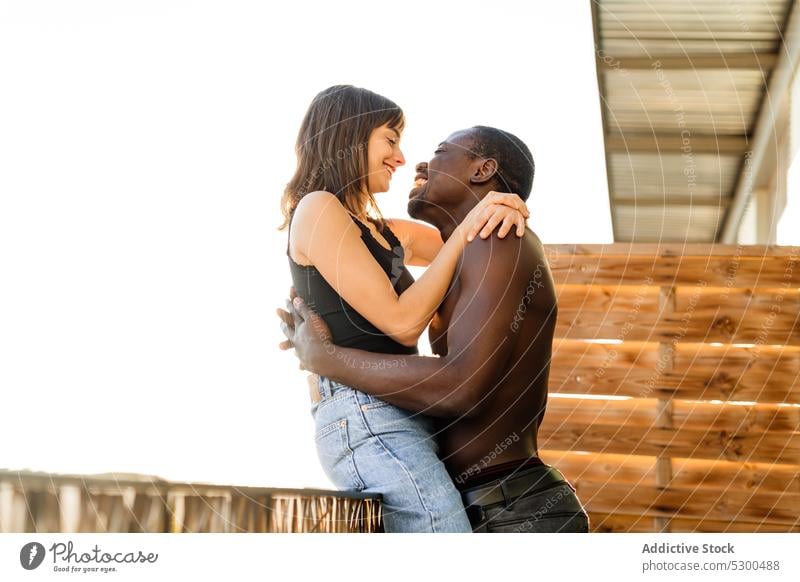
[279,85,405,232]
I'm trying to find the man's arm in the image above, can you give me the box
[286,234,550,418]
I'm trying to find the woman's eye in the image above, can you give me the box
[388,139,397,146]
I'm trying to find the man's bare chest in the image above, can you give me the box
[428,278,462,357]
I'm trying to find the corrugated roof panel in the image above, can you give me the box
[604,69,765,135]
[614,204,724,242]
[609,152,740,198]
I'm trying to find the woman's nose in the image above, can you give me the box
[395,146,406,167]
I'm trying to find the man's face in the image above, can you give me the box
[407,130,479,221]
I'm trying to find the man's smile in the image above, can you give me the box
[409,169,428,199]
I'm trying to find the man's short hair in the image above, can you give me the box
[466,126,535,201]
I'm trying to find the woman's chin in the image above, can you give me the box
[368,180,391,195]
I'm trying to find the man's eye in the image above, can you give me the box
[434,148,444,154]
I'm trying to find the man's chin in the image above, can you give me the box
[406,196,424,219]
[407,195,427,220]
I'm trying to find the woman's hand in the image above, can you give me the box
[462,191,530,242]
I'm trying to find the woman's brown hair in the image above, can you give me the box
[279,85,405,232]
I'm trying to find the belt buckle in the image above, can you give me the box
[307,373,322,404]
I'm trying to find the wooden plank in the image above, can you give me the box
[672,401,800,433]
[575,481,800,526]
[598,53,778,70]
[550,340,800,403]
[539,422,800,465]
[544,243,800,258]
[543,450,656,487]
[547,255,800,288]
[555,286,800,344]
[541,450,800,494]
[545,396,658,426]
[672,342,800,402]
[611,196,732,207]
[670,457,800,495]
[543,397,800,437]
[605,133,748,154]
[602,39,779,57]
[589,512,656,533]
[588,512,800,533]
[603,31,781,41]
[666,517,800,533]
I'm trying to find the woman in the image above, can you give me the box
[280,85,529,532]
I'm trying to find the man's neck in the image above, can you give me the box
[430,197,485,242]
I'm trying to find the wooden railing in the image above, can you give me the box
[539,243,800,532]
[0,470,382,533]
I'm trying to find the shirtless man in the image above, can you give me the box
[278,126,589,532]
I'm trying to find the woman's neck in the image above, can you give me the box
[349,196,371,223]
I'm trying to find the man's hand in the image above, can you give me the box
[276,288,333,374]
[276,286,297,351]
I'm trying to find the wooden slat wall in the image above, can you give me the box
[540,243,800,532]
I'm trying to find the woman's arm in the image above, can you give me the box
[290,191,526,347]
[384,219,443,267]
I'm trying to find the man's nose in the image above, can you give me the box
[416,162,428,174]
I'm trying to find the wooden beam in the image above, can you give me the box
[599,53,778,71]
[606,133,748,154]
[540,423,800,465]
[720,0,800,241]
[655,287,676,533]
[576,481,800,526]
[591,0,619,242]
[588,512,800,533]
[544,243,800,257]
[612,196,731,207]
[547,254,800,287]
[549,340,800,404]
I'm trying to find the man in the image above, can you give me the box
[278,126,589,533]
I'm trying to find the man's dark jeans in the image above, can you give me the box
[461,464,590,533]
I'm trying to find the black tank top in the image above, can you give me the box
[287,211,418,355]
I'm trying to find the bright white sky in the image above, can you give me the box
[0,1,611,487]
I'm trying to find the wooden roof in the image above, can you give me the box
[592,0,795,242]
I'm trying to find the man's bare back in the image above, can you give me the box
[427,229,557,478]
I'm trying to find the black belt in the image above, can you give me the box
[460,465,573,509]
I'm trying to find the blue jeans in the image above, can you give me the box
[310,375,472,532]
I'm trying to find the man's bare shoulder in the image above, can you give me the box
[461,227,545,274]
[460,228,556,307]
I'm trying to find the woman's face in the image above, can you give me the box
[365,123,405,194]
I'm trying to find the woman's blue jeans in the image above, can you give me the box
[310,375,472,532]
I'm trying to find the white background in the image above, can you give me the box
[0,0,612,487]
[1,534,798,581]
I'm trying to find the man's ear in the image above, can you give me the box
[469,157,498,185]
